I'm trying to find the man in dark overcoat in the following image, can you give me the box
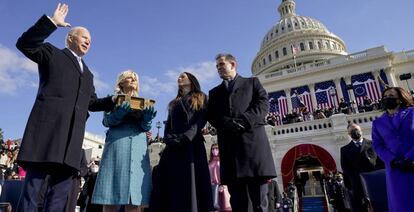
[207,53,276,212]
[340,123,384,212]
[15,4,115,211]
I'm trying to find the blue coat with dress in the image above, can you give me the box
[92,109,152,206]
[372,107,414,212]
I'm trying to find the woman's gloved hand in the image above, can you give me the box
[142,106,157,123]
[113,101,131,120]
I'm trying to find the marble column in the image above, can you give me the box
[344,76,359,113]
[334,78,344,100]
[372,70,383,98]
[384,67,398,87]
[284,88,293,113]
[308,83,318,111]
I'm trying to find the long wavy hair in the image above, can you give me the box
[381,86,413,110]
[168,72,206,111]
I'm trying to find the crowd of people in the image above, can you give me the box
[266,96,383,126]
[0,140,24,180]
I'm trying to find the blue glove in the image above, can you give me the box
[113,101,131,120]
[142,106,157,123]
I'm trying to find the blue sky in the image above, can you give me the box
[1,0,413,140]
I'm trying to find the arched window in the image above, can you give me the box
[318,41,322,49]
[275,50,279,59]
[300,43,305,51]
[263,58,266,66]
[283,47,287,56]
[309,42,314,50]
[268,54,272,62]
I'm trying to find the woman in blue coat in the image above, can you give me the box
[149,72,214,212]
[372,86,414,212]
[92,70,156,212]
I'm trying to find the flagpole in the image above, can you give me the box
[291,44,298,72]
[293,55,297,72]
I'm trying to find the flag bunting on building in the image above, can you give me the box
[351,72,381,105]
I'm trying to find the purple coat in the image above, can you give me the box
[372,107,414,212]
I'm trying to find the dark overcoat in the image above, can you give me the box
[15,15,114,171]
[150,93,213,212]
[340,138,384,210]
[372,107,414,212]
[207,75,276,184]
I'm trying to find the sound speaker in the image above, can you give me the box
[399,73,412,81]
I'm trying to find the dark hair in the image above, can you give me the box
[169,72,206,111]
[215,53,237,63]
[381,86,414,109]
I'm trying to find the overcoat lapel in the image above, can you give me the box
[63,48,83,74]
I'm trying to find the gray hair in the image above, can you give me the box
[65,26,89,48]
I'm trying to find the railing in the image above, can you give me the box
[405,50,414,59]
[269,111,383,140]
[262,46,390,81]
[347,51,367,60]
[346,111,382,126]
[271,118,333,138]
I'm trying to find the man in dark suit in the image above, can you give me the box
[340,123,384,212]
[15,4,115,211]
[208,53,277,212]
[267,179,282,212]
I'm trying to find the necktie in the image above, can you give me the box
[77,57,83,72]
[223,80,230,91]
[355,142,361,148]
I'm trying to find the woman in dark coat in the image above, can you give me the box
[372,86,414,212]
[149,72,214,212]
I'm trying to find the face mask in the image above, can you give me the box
[212,149,219,156]
[350,129,362,140]
[382,97,399,110]
[91,165,99,173]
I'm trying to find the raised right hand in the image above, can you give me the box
[51,3,71,27]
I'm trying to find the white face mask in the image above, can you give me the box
[91,165,99,173]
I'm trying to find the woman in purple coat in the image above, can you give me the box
[372,87,414,212]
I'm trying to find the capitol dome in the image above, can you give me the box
[252,0,348,75]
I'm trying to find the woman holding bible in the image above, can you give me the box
[92,70,156,212]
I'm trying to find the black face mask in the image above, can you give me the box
[382,97,399,110]
[350,129,362,140]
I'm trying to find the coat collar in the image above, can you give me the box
[379,107,412,130]
[63,48,85,74]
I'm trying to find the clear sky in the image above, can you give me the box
[1,0,413,140]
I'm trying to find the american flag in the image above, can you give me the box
[291,44,299,56]
[315,80,339,109]
[352,73,381,105]
[291,86,314,113]
[269,91,288,117]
